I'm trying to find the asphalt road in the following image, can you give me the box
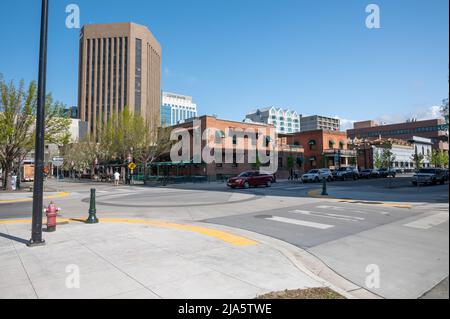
[0,177,448,298]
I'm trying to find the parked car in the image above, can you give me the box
[334,167,359,181]
[227,171,273,188]
[360,169,379,179]
[378,168,396,178]
[412,168,447,186]
[301,168,333,183]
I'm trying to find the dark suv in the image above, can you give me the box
[378,168,396,178]
[412,168,447,186]
[334,167,359,181]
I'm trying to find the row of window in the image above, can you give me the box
[366,126,440,137]
[84,37,128,132]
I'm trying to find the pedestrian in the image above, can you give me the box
[11,172,17,191]
[114,170,120,187]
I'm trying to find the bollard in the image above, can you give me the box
[86,188,99,224]
[321,178,328,196]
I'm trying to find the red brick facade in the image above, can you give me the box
[287,130,356,172]
[166,116,305,180]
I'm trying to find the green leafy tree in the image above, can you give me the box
[0,75,71,190]
[381,141,396,169]
[374,151,383,169]
[411,151,424,170]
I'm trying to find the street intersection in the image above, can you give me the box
[0,176,448,299]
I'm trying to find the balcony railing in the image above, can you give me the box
[323,149,357,156]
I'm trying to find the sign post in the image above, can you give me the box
[128,162,136,185]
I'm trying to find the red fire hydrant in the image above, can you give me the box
[44,202,60,232]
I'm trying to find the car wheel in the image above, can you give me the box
[412,182,417,186]
[327,176,332,182]
[244,182,250,189]
[266,181,272,188]
[314,177,319,183]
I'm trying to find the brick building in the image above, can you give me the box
[286,130,356,172]
[156,116,305,180]
[347,119,448,152]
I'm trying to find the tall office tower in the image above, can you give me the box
[78,22,161,135]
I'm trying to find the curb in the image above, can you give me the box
[203,222,383,299]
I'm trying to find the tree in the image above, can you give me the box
[0,75,71,190]
[428,150,449,168]
[0,76,35,190]
[381,141,396,169]
[374,151,383,169]
[411,151,424,170]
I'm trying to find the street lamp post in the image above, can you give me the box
[28,0,49,247]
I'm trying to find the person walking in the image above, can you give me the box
[114,170,120,187]
[11,172,17,191]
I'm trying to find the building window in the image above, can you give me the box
[135,38,142,114]
[329,140,335,149]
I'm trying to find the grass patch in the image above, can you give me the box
[256,287,345,299]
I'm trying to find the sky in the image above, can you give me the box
[0,0,448,130]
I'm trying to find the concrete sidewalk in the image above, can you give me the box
[0,218,324,299]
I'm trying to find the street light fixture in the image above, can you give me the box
[28,0,49,247]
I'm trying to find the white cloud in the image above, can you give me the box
[334,105,443,130]
[376,105,442,125]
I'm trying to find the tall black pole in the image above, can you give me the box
[28,0,49,247]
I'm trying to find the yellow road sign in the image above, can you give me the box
[128,162,137,170]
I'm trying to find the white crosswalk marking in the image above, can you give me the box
[266,216,334,229]
[403,213,449,230]
[289,210,364,222]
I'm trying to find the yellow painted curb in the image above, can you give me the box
[307,189,412,209]
[0,217,258,247]
[0,192,70,204]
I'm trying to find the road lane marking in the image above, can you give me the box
[307,189,413,209]
[0,192,70,204]
[266,216,334,229]
[289,210,364,222]
[403,213,449,230]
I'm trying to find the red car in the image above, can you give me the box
[227,171,273,189]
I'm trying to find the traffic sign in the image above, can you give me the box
[52,157,64,167]
[128,162,137,170]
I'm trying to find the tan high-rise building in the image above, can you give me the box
[78,22,161,134]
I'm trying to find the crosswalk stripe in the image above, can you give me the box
[266,216,334,229]
[403,213,449,230]
[289,210,364,222]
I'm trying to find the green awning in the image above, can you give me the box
[329,140,335,145]
[308,140,316,145]
[309,156,317,161]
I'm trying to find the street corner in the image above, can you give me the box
[0,217,327,299]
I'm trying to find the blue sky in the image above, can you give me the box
[0,0,448,128]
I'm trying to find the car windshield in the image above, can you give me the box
[308,170,319,174]
[362,170,370,173]
[337,168,347,171]
[418,169,436,174]
[238,172,250,177]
